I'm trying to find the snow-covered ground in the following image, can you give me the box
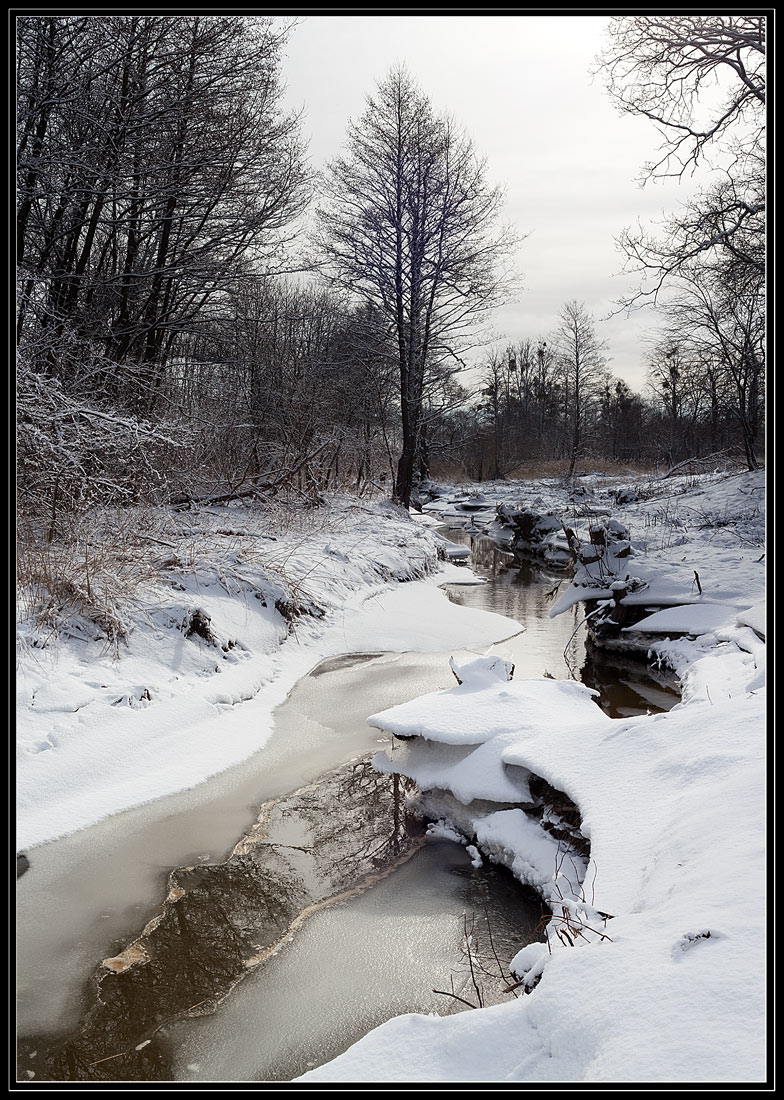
[16,468,768,1084]
[16,497,519,850]
[296,468,768,1085]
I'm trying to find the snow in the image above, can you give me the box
[16,469,768,1083]
[367,676,601,747]
[300,672,766,1083]
[432,530,472,560]
[621,602,740,635]
[736,601,766,639]
[295,469,768,1085]
[16,499,520,850]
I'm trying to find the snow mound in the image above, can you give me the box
[368,676,602,747]
[623,602,739,636]
[448,654,515,686]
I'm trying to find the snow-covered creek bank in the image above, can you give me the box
[296,475,766,1085]
[16,472,766,1084]
[16,519,677,1084]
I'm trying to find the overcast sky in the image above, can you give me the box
[278,14,705,395]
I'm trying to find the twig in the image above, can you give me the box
[562,604,604,679]
[432,988,478,1010]
[464,913,484,1008]
[480,892,507,986]
[87,1051,128,1067]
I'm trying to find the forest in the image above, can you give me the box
[16,14,765,531]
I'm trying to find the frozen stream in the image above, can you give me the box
[16,529,678,1083]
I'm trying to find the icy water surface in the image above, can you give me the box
[16,526,678,1083]
[165,839,542,1083]
[18,756,544,1082]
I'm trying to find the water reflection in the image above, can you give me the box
[439,527,679,717]
[20,759,422,1082]
[439,528,587,684]
[580,647,680,718]
[165,842,545,1083]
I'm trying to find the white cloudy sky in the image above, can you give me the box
[279,14,707,394]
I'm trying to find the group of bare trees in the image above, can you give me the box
[597,14,766,470]
[470,304,610,479]
[449,273,760,481]
[167,279,401,500]
[16,15,766,533]
[16,19,516,521]
[16,15,316,519]
[17,16,309,393]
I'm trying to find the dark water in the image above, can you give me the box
[439,528,680,718]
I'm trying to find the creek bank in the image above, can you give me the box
[435,523,682,712]
[295,472,766,1084]
[17,475,766,1085]
[429,489,748,674]
[427,493,671,657]
[370,656,604,991]
[19,502,628,1085]
[325,643,765,1084]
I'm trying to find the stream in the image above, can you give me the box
[16,525,679,1083]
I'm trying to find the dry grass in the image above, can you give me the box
[429,457,667,483]
[16,507,170,643]
[15,496,357,643]
[431,453,755,485]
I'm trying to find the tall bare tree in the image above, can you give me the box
[595,15,766,307]
[595,15,765,471]
[654,263,764,469]
[313,66,516,508]
[554,301,609,477]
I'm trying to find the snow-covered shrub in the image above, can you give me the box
[16,360,188,532]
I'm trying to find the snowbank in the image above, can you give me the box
[300,641,766,1083]
[297,470,767,1085]
[16,497,522,850]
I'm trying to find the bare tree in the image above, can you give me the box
[594,15,766,474]
[654,263,764,470]
[595,15,766,309]
[596,15,765,182]
[644,341,711,463]
[554,301,609,477]
[478,350,512,480]
[16,15,312,518]
[17,15,310,409]
[313,65,517,508]
[615,159,765,307]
